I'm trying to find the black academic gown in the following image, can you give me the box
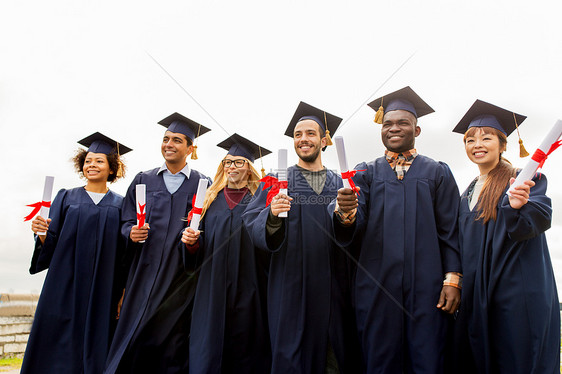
[22,187,124,374]
[189,189,271,374]
[243,166,361,374]
[104,167,208,374]
[333,156,461,374]
[454,173,559,374]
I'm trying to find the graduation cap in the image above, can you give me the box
[284,101,343,149]
[217,133,271,163]
[158,112,211,160]
[217,133,272,177]
[452,99,529,157]
[78,132,132,178]
[78,132,132,155]
[368,86,434,124]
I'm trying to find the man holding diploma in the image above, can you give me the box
[334,87,462,373]
[105,113,211,373]
[244,102,361,373]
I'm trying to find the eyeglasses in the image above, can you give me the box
[222,159,247,168]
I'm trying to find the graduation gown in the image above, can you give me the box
[22,187,124,374]
[189,189,271,374]
[333,155,461,374]
[104,167,208,374]
[243,166,361,374]
[454,173,559,374]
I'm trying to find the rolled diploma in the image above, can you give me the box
[136,184,146,243]
[508,119,562,195]
[278,149,288,218]
[189,178,209,230]
[37,176,55,236]
[334,136,352,189]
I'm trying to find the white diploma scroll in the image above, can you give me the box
[37,176,55,236]
[136,184,146,243]
[508,119,562,195]
[189,178,209,230]
[334,136,352,189]
[277,149,288,218]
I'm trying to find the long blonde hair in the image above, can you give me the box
[200,156,262,218]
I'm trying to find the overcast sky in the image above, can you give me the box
[1,0,561,295]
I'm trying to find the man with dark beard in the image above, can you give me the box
[243,102,361,374]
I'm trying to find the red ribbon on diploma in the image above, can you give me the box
[137,203,146,227]
[24,201,51,221]
[531,139,562,170]
[187,194,203,224]
[341,169,366,196]
[260,175,288,207]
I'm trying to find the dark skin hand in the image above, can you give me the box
[338,186,461,314]
[437,285,461,314]
[130,223,150,242]
[336,187,360,213]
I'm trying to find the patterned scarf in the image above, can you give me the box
[385,149,418,180]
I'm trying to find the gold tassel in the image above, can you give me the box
[519,138,529,158]
[116,142,124,178]
[322,112,333,146]
[325,129,333,146]
[374,106,384,124]
[191,124,202,160]
[258,146,266,177]
[513,112,529,158]
[116,159,124,178]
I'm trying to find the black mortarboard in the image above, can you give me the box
[217,133,271,163]
[284,101,343,149]
[453,99,529,157]
[158,112,211,142]
[368,86,434,123]
[452,99,526,136]
[77,132,132,155]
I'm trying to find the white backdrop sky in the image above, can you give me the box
[1,0,561,295]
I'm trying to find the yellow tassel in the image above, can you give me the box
[191,145,198,160]
[374,105,384,124]
[261,168,266,178]
[325,129,333,146]
[115,143,124,178]
[519,138,529,158]
[116,159,124,178]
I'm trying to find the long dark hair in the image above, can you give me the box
[464,127,517,222]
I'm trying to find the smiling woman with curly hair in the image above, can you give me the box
[22,133,131,374]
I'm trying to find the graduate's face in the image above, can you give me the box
[293,120,325,162]
[83,152,113,182]
[223,154,251,188]
[161,131,193,164]
[464,127,504,170]
[381,110,420,153]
